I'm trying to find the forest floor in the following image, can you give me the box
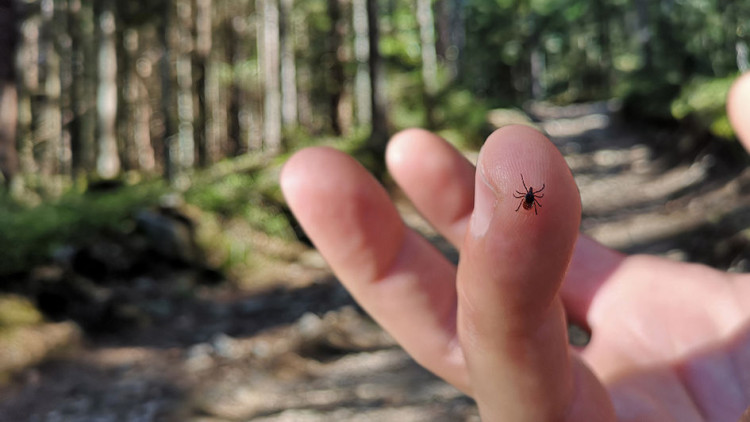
[2,101,750,421]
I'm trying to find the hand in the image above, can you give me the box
[280,73,750,421]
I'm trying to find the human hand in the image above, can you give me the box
[280,73,750,421]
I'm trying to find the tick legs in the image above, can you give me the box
[533,199,542,215]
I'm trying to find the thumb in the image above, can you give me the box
[457,126,613,420]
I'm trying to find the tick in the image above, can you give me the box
[513,174,545,215]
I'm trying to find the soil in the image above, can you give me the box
[1,101,750,421]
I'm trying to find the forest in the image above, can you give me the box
[0,0,746,192]
[0,0,749,419]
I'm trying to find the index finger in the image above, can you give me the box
[386,129,475,247]
[728,72,750,152]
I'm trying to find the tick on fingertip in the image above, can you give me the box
[513,174,545,215]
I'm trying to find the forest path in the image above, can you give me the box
[2,102,750,421]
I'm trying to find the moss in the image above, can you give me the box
[0,295,43,327]
[0,181,165,276]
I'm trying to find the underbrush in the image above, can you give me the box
[0,182,166,276]
[0,153,305,279]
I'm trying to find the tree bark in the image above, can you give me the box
[224,7,242,155]
[417,0,438,96]
[96,0,121,178]
[195,0,214,166]
[0,0,18,186]
[295,25,314,132]
[56,0,72,178]
[260,0,282,153]
[280,0,298,128]
[530,45,545,100]
[366,0,388,152]
[417,0,438,127]
[38,0,63,180]
[175,0,195,173]
[160,1,177,181]
[122,28,155,172]
[16,8,38,180]
[352,0,371,128]
[326,0,345,135]
[634,0,652,70]
[69,0,97,175]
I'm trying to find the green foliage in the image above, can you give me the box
[184,164,294,240]
[433,89,491,150]
[0,182,165,276]
[619,72,681,122]
[381,8,422,68]
[671,75,738,139]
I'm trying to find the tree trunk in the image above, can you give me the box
[326,0,344,135]
[352,0,371,128]
[530,45,545,100]
[417,0,438,96]
[96,0,121,178]
[0,0,18,187]
[69,0,97,176]
[738,41,749,73]
[417,0,438,127]
[296,33,314,132]
[594,0,611,73]
[366,0,388,152]
[633,0,652,70]
[224,7,241,155]
[16,9,38,181]
[175,0,195,173]
[160,1,176,181]
[280,0,298,128]
[195,0,215,166]
[122,28,155,172]
[56,0,72,178]
[260,0,282,153]
[38,0,63,181]
[435,0,463,79]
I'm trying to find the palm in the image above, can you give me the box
[576,255,750,420]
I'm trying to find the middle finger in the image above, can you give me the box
[386,129,476,247]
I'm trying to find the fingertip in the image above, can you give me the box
[477,125,581,239]
[280,147,337,199]
[728,72,750,151]
[385,128,476,246]
[461,124,582,324]
[386,128,434,167]
[282,146,406,285]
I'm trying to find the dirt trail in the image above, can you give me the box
[2,102,749,421]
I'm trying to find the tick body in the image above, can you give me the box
[513,174,545,215]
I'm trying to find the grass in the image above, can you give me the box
[0,181,166,276]
[0,149,314,279]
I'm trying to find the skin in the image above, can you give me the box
[280,72,750,421]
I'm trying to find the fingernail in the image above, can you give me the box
[470,166,496,238]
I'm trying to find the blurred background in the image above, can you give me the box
[0,0,749,420]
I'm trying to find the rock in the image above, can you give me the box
[135,209,199,264]
[0,321,81,379]
[185,343,214,372]
[210,333,238,359]
[296,312,324,341]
